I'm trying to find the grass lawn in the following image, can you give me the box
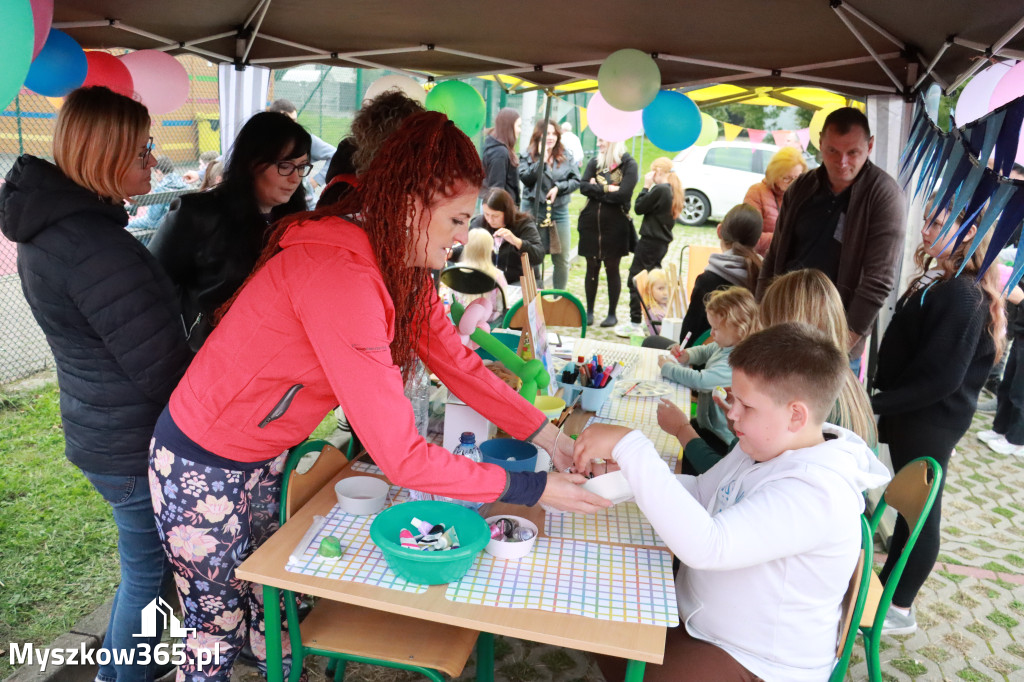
[0,384,121,679]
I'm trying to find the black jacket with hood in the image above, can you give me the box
[481,135,520,206]
[0,155,191,476]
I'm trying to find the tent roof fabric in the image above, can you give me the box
[54,0,1024,97]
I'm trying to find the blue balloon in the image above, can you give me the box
[25,29,87,97]
[641,91,702,152]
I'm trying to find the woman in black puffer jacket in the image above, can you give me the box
[0,86,192,681]
[577,138,638,327]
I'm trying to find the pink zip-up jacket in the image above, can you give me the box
[168,217,547,502]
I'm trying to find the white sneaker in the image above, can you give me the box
[881,607,917,635]
[978,429,1001,443]
[987,435,1024,456]
[614,322,644,338]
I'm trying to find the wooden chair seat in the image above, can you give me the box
[859,571,884,628]
[300,599,479,677]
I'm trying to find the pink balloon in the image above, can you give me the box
[954,60,1015,125]
[989,61,1024,166]
[586,92,643,142]
[119,50,189,115]
[30,0,53,61]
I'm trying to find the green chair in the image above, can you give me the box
[858,457,943,682]
[276,440,493,682]
[502,289,587,338]
[829,514,873,682]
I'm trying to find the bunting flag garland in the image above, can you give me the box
[722,121,743,141]
[899,92,1024,291]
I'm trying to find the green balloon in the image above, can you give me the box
[695,113,718,146]
[0,0,34,112]
[598,48,661,112]
[425,81,486,137]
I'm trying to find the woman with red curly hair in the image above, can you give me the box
[147,111,608,680]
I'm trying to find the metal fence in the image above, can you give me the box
[1,58,598,385]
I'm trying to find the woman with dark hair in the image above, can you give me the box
[148,111,608,679]
[0,86,191,681]
[149,111,311,351]
[481,107,521,205]
[519,119,580,290]
[469,187,544,286]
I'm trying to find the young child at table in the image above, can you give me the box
[658,286,756,458]
[575,322,891,682]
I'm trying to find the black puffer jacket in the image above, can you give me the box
[518,155,580,215]
[149,187,272,351]
[0,155,191,476]
[481,135,520,206]
[577,153,639,259]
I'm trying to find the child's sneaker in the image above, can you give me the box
[977,429,1001,443]
[881,607,917,635]
[987,435,1024,456]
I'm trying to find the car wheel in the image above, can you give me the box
[679,190,711,226]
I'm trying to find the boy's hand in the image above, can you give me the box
[573,423,632,475]
[540,472,612,513]
[657,398,688,439]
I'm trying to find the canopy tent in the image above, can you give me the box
[53,0,1024,99]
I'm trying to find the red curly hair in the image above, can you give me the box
[218,111,484,379]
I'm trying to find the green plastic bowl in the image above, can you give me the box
[369,500,489,584]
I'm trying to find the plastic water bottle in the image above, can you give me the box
[405,360,433,502]
[449,432,484,510]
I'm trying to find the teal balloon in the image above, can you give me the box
[598,48,661,111]
[25,29,87,97]
[642,91,701,152]
[0,0,34,111]
[425,81,486,137]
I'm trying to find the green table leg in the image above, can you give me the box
[475,632,494,682]
[624,659,646,682]
[262,585,285,682]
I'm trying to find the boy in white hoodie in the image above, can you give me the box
[575,322,891,682]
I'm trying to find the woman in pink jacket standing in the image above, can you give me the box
[743,146,806,256]
[147,112,609,681]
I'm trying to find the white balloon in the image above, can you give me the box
[363,74,426,105]
[953,61,1015,126]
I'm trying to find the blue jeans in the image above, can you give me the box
[82,470,173,682]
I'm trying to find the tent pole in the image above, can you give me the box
[533,91,554,286]
[833,8,905,92]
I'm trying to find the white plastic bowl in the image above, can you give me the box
[484,515,538,560]
[334,476,390,515]
[582,470,634,505]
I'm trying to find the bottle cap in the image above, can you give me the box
[459,432,476,444]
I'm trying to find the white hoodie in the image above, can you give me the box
[612,425,891,682]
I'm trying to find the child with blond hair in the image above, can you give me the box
[577,323,891,682]
[659,286,757,456]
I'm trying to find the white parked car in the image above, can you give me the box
[671,141,817,226]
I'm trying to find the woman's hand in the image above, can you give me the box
[539,473,612,513]
[573,423,632,476]
[606,184,620,192]
[656,398,688,439]
[494,227,521,249]
[644,170,655,189]
[545,187,558,204]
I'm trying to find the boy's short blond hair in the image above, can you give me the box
[704,286,758,341]
[730,322,846,422]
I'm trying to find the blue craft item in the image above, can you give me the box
[922,136,956,202]
[899,112,930,180]
[977,109,1005,168]
[981,188,1024,281]
[993,98,1024,177]
[913,135,942,198]
[937,164,986,252]
[965,119,987,160]
[1009,230,1024,294]
[956,171,1000,250]
[928,141,970,225]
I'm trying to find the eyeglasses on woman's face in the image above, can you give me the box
[276,160,314,177]
[138,137,155,169]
